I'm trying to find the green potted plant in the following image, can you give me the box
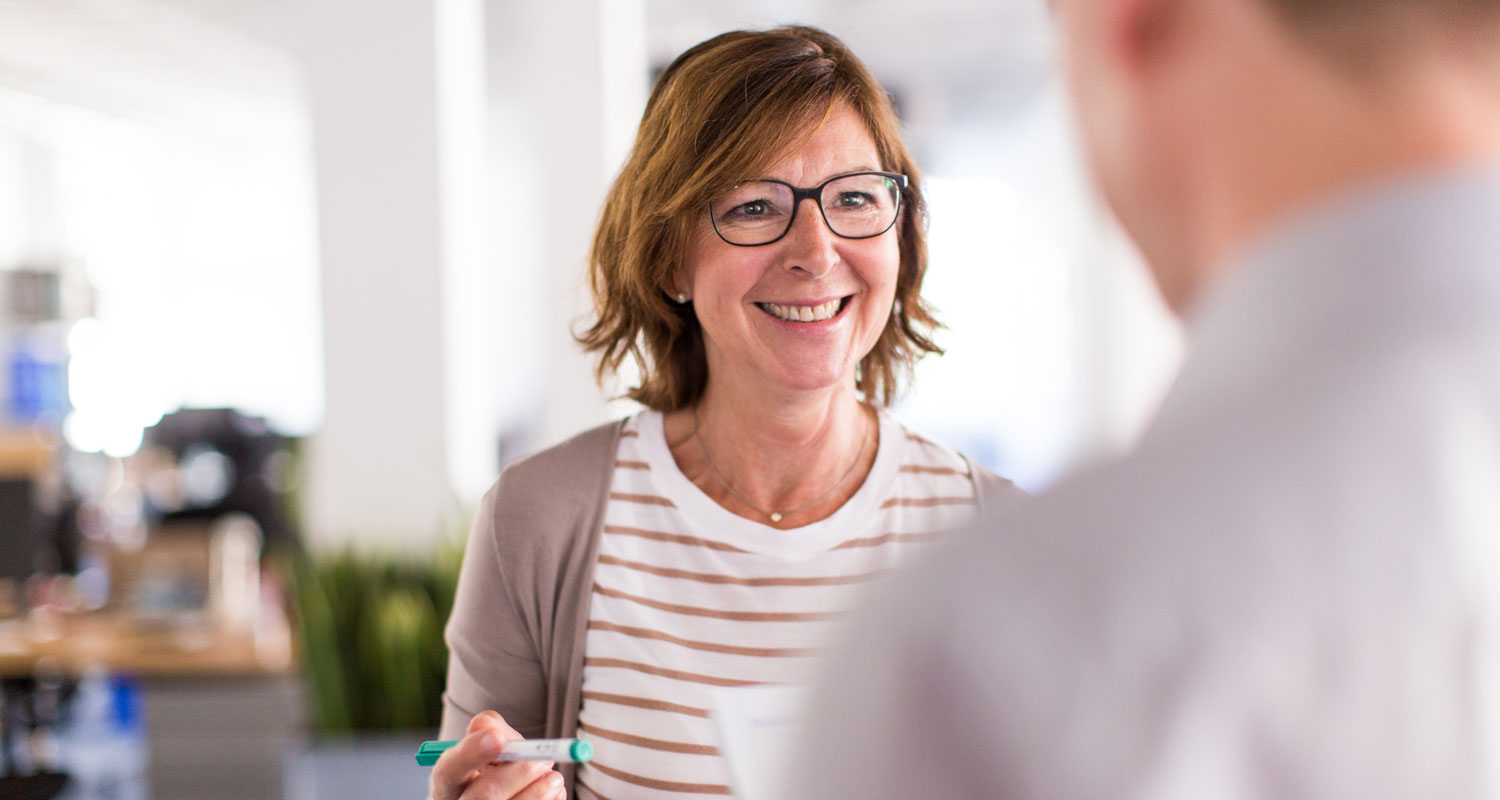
[280,536,464,800]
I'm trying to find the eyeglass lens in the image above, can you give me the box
[710,173,901,246]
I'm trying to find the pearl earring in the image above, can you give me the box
[677,293,688,304]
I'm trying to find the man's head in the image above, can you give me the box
[1053,0,1500,313]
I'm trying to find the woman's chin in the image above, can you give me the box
[756,363,858,396]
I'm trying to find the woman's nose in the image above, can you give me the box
[781,199,839,277]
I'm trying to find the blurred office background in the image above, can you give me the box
[0,0,1181,798]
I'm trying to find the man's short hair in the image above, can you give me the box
[1264,0,1498,22]
[1260,0,1500,65]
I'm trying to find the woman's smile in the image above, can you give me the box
[754,295,854,325]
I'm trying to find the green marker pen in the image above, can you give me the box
[415,737,593,767]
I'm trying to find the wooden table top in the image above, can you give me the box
[0,607,295,679]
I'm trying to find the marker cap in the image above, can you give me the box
[570,739,594,762]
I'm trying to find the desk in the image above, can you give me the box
[0,608,301,800]
[0,608,293,679]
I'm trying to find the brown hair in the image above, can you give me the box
[1259,0,1500,64]
[577,25,941,412]
[1262,0,1499,22]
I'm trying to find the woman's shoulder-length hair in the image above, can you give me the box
[577,24,941,411]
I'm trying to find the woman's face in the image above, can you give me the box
[681,103,901,399]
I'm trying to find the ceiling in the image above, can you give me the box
[642,0,1060,165]
[645,0,1055,92]
[0,0,300,144]
[0,0,1056,153]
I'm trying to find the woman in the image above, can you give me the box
[431,25,1021,800]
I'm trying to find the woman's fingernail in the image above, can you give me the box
[480,734,499,753]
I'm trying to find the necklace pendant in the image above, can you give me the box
[769,512,783,523]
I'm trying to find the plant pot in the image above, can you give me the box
[283,732,431,800]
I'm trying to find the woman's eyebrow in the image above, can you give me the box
[760,166,882,184]
[829,165,880,178]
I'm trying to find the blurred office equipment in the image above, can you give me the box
[139,408,299,553]
[1,411,301,800]
[3,270,69,428]
[0,667,71,800]
[0,429,54,582]
[0,471,39,581]
[53,670,147,800]
[0,532,300,800]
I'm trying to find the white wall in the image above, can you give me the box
[297,0,650,548]
[501,0,649,454]
[295,0,487,549]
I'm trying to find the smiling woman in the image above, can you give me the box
[432,25,1025,800]
[582,27,935,411]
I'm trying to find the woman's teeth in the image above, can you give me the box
[759,299,841,322]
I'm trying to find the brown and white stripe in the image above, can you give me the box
[574,411,981,800]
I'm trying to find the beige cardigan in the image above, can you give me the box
[438,418,1021,793]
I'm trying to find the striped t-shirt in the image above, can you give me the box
[574,410,982,800]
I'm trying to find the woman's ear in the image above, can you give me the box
[659,277,689,304]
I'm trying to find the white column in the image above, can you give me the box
[436,0,500,505]
[299,0,489,550]
[515,0,648,450]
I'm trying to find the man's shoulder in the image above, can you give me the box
[901,439,1271,624]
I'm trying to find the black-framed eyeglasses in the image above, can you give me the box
[708,171,908,247]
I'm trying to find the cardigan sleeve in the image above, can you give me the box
[438,420,623,746]
[439,481,550,740]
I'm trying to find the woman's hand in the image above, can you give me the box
[430,711,565,800]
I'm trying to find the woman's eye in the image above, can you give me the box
[723,198,780,221]
[835,192,873,209]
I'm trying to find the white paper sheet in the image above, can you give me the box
[710,685,812,800]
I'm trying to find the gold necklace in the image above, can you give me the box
[692,406,872,524]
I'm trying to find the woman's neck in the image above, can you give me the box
[663,381,877,528]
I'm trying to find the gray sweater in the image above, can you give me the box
[439,418,1020,793]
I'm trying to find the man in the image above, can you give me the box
[790,0,1500,797]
